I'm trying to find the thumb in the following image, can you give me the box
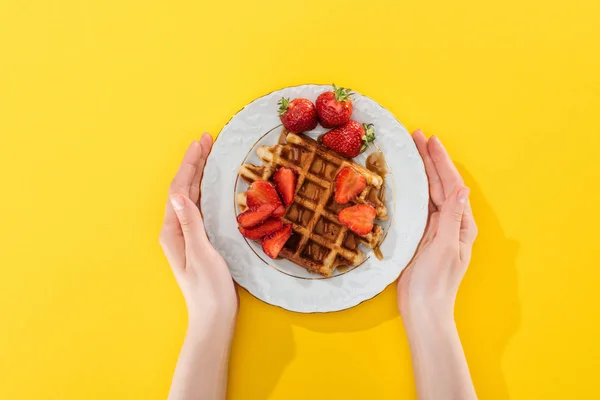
[437,186,470,245]
[169,193,210,252]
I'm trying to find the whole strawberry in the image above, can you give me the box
[322,121,375,158]
[278,97,318,133]
[316,84,354,128]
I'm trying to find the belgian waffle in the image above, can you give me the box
[238,130,387,277]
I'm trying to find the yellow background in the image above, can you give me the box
[1,0,599,398]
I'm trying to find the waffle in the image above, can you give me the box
[238,130,387,277]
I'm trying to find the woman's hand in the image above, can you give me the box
[160,133,237,400]
[398,130,478,320]
[398,130,478,400]
[159,133,237,327]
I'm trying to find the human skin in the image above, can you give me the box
[398,130,478,400]
[160,130,478,400]
[159,133,238,400]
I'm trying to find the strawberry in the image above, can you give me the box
[237,203,277,228]
[272,204,286,218]
[278,97,318,133]
[334,167,366,204]
[239,217,283,240]
[273,167,297,206]
[338,204,376,235]
[262,224,293,259]
[316,84,354,128]
[322,121,375,158]
[247,180,285,216]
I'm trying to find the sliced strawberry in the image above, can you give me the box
[334,167,366,204]
[262,224,293,259]
[239,217,283,240]
[237,203,277,228]
[273,204,286,217]
[338,204,376,235]
[247,181,282,208]
[273,167,297,206]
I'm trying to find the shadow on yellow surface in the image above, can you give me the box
[229,163,522,399]
[229,293,296,399]
[229,286,401,399]
[456,165,521,399]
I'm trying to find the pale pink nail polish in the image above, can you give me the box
[458,187,470,204]
[170,194,185,211]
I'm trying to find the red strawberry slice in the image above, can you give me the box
[247,181,282,207]
[239,217,283,240]
[262,224,293,259]
[246,180,285,216]
[273,167,297,206]
[237,203,277,228]
[338,204,376,235]
[334,167,366,204]
[273,204,286,217]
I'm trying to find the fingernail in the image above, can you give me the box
[170,194,185,211]
[432,135,445,149]
[413,129,423,135]
[458,187,470,204]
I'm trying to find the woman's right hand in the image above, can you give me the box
[397,130,478,400]
[398,130,478,321]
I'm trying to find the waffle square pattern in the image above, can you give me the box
[238,131,387,277]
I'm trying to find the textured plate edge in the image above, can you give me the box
[202,83,429,313]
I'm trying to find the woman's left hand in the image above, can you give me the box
[160,133,238,400]
[159,133,238,330]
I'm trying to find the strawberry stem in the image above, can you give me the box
[278,97,289,116]
[332,83,353,102]
[360,123,376,153]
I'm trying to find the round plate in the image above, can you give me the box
[202,84,428,313]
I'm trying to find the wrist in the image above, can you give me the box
[186,314,235,351]
[187,302,237,336]
[400,298,455,335]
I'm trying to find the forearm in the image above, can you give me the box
[402,306,477,400]
[168,317,235,400]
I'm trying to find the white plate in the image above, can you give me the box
[202,84,428,313]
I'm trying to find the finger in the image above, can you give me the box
[460,243,473,263]
[170,193,210,259]
[428,136,464,199]
[199,132,214,158]
[460,199,478,245]
[418,212,440,251]
[428,199,437,214]
[163,141,203,228]
[427,136,478,239]
[195,133,214,208]
[159,227,185,274]
[436,187,470,246]
[170,140,203,197]
[413,130,445,208]
[189,133,213,205]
